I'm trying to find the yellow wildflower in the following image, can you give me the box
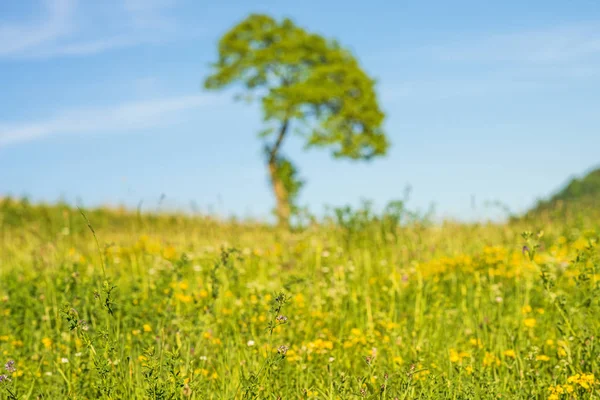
[42,337,53,349]
[482,352,500,367]
[175,293,193,303]
[567,373,596,389]
[449,349,470,363]
[503,349,516,358]
[557,348,567,357]
[523,318,536,328]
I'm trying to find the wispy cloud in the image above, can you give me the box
[379,79,555,103]
[29,34,166,58]
[123,0,177,29]
[431,23,600,64]
[0,93,225,147]
[379,23,600,103]
[0,0,75,56]
[0,0,199,60]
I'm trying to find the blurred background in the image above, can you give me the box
[1,0,599,224]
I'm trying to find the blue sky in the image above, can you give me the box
[1,0,599,222]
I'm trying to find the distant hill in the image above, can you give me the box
[521,166,600,220]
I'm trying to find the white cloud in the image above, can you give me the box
[0,0,76,56]
[0,94,226,146]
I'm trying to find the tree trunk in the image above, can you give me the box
[268,160,291,228]
[268,119,291,228]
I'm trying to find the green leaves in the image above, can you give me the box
[204,13,391,226]
[204,13,389,161]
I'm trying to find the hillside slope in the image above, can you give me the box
[521,166,600,221]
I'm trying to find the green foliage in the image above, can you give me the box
[273,155,305,211]
[330,195,433,250]
[203,14,389,225]
[204,14,388,160]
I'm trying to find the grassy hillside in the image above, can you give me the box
[521,167,600,222]
[0,196,599,399]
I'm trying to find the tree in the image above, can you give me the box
[204,14,389,227]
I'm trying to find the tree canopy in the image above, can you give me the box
[204,14,389,226]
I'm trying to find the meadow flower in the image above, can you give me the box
[0,374,9,383]
[276,315,288,324]
[4,360,15,373]
[482,352,500,367]
[449,349,470,363]
[567,373,596,389]
[523,318,536,328]
[277,345,289,355]
[503,350,516,358]
[175,293,193,303]
[78,320,89,331]
[247,340,255,346]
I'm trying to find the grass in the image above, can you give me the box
[0,197,598,399]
